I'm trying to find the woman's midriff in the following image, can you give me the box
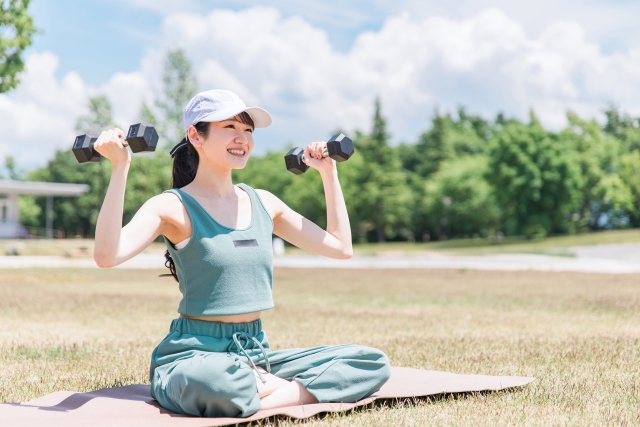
[179,312,261,323]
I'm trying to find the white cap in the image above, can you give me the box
[182,89,272,132]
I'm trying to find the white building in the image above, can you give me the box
[0,180,89,238]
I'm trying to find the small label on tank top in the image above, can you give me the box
[233,239,259,248]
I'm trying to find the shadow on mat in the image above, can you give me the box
[7,384,179,415]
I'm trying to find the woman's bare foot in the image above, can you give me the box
[254,369,290,398]
[259,380,318,410]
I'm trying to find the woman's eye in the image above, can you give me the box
[225,124,235,129]
[246,128,254,133]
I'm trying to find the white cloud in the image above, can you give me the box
[157,6,640,142]
[7,6,640,169]
[0,52,88,166]
[0,52,152,169]
[102,72,152,128]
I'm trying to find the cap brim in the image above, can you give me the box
[200,106,272,128]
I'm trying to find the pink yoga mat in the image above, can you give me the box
[0,367,534,427]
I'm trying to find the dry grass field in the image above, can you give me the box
[1,267,639,426]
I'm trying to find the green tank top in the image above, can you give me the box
[162,183,275,317]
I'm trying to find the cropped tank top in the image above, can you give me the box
[162,183,275,317]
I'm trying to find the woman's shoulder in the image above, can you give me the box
[140,191,186,220]
[253,188,278,203]
[253,189,287,219]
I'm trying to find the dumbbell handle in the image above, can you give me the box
[117,125,150,147]
[98,124,154,147]
[84,135,129,147]
[87,124,156,148]
[84,130,135,148]
[300,147,329,163]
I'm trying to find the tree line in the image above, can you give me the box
[13,49,640,243]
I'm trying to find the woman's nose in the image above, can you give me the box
[235,130,250,144]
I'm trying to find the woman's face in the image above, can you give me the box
[190,118,254,170]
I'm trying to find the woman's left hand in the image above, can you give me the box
[303,141,336,173]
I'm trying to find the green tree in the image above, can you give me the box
[562,112,634,230]
[349,99,412,242]
[404,107,491,178]
[417,155,500,239]
[603,106,640,152]
[488,114,583,236]
[18,195,40,227]
[76,95,114,134]
[144,49,198,146]
[3,155,23,179]
[619,151,640,227]
[0,0,35,93]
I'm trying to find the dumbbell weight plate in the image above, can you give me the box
[127,123,159,153]
[284,147,309,175]
[72,134,100,163]
[326,133,354,162]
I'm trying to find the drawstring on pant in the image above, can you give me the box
[231,332,271,384]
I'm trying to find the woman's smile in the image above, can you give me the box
[227,148,247,157]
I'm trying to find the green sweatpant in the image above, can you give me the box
[150,318,391,417]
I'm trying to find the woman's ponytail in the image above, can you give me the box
[170,121,211,188]
[161,121,210,281]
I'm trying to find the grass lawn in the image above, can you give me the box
[1,268,639,426]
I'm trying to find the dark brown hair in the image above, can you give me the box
[162,112,255,281]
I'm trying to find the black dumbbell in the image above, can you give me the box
[284,133,354,175]
[72,123,159,163]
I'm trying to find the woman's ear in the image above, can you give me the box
[187,125,202,147]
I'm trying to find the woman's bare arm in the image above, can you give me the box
[95,194,180,268]
[92,128,185,268]
[257,141,353,259]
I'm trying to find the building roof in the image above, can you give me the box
[0,180,90,196]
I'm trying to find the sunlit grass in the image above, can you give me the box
[2,268,639,425]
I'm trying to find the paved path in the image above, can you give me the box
[4,243,640,273]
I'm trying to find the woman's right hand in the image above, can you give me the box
[94,128,131,165]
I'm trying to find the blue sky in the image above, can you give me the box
[29,1,160,85]
[29,0,640,86]
[5,0,640,169]
[28,0,389,85]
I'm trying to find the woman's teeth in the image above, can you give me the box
[227,149,245,156]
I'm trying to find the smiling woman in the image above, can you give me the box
[89,88,390,418]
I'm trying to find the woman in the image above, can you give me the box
[93,89,390,418]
